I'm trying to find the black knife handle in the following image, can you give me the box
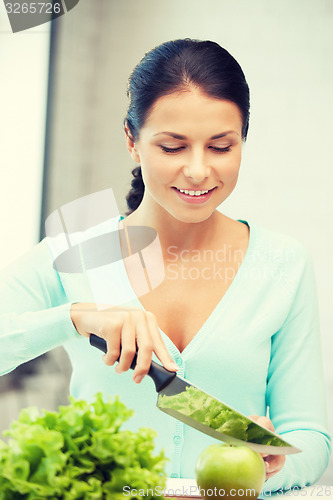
[89,333,177,392]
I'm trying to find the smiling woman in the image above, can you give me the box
[0,38,330,495]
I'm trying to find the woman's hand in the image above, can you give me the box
[248,415,286,480]
[70,302,178,383]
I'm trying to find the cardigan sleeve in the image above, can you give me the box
[262,247,331,494]
[0,240,80,376]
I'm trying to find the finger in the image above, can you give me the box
[251,416,275,432]
[99,316,122,366]
[115,314,137,373]
[259,417,275,432]
[264,455,286,479]
[145,312,178,371]
[249,415,275,459]
[132,311,156,382]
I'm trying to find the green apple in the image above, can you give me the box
[195,444,266,499]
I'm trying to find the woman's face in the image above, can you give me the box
[127,88,243,224]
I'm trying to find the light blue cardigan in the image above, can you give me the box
[0,217,330,493]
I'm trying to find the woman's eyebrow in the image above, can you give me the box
[153,131,239,139]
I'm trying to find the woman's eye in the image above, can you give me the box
[159,145,231,154]
[160,145,185,153]
[210,145,231,153]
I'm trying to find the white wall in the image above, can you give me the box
[0,6,50,270]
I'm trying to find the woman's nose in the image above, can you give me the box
[183,153,210,183]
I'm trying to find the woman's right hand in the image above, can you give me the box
[248,415,286,480]
[70,302,178,384]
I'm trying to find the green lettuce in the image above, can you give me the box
[159,386,287,446]
[0,393,167,499]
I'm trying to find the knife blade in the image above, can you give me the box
[90,334,301,455]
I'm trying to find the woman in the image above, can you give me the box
[0,39,330,491]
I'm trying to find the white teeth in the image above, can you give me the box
[178,189,209,196]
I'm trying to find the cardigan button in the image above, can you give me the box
[173,435,182,445]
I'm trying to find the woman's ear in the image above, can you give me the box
[124,122,140,163]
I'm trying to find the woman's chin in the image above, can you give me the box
[167,206,218,225]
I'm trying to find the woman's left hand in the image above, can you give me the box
[248,415,286,480]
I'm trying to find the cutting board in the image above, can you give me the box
[164,479,201,498]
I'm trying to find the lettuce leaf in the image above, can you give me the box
[0,393,166,499]
[159,385,288,447]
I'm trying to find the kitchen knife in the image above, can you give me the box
[90,334,301,456]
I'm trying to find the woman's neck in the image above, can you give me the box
[123,203,227,255]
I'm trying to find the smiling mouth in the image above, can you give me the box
[173,187,216,197]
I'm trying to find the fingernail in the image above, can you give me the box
[134,374,144,384]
